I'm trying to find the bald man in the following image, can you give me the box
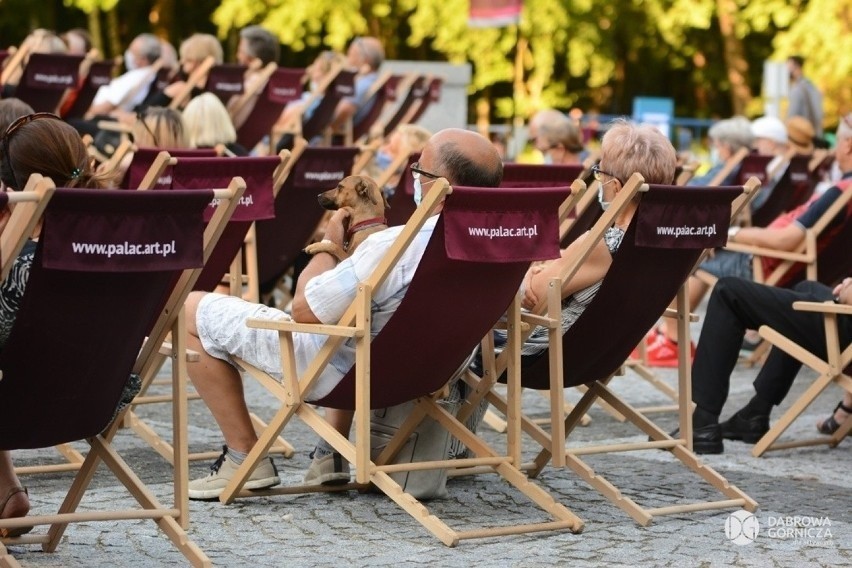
[186,129,503,497]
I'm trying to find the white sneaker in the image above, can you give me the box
[303,451,350,486]
[188,446,279,500]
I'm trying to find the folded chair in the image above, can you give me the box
[127,151,297,467]
[0,173,246,566]
[218,179,585,545]
[463,174,758,526]
[233,65,304,152]
[751,299,852,457]
[255,144,358,301]
[61,59,116,120]
[12,53,85,113]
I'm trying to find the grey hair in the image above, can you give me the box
[708,116,753,152]
[135,33,162,64]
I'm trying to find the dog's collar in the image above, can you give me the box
[346,217,387,241]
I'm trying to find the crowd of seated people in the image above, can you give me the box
[1,24,850,538]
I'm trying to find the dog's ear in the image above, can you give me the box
[356,178,379,205]
[382,192,390,210]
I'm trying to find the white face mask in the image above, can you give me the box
[709,146,722,166]
[542,153,554,165]
[124,50,138,72]
[597,179,615,211]
[413,177,423,206]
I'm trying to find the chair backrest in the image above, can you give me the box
[0,185,216,449]
[14,52,85,112]
[204,63,248,102]
[255,146,359,289]
[62,59,116,119]
[751,154,813,227]
[381,75,426,138]
[124,147,218,189]
[352,73,402,142]
[384,152,420,227]
[301,69,357,142]
[167,155,283,292]
[404,77,442,127]
[314,183,568,409]
[521,183,742,389]
[235,67,304,150]
[500,163,585,188]
[735,153,774,187]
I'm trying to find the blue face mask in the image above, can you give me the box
[413,177,423,206]
[375,150,393,171]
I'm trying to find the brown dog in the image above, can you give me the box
[304,175,389,260]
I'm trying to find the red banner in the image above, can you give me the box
[468,0,523,28]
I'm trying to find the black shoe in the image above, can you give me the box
[668,424,724,454]
[720,410,769,443]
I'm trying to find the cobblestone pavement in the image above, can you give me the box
[6,321,851,567]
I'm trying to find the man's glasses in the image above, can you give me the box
[410,162,441,182]
[590,163,619,183]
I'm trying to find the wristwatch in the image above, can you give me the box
[727,226,741,241]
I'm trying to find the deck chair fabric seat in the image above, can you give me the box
[499,163,585,189]
[384,153,420,227]
[203,63,248,103]
[380,75,426,139]
[12,53,85,113]
[255,146,359,293]
[751,154,813,227]
[403,77,442,128]
[124,147,218,189]
[300,69,356,144]
[465,177,758,526]
[61,59,116,120]
[220,181,586,545]
[0,179,245,566]
[352,73,401,143]
[235,67,303,151]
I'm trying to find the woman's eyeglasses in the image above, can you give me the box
[590,163,619,183]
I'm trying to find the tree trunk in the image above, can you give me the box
[716,0,752,115]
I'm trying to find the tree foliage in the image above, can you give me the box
[2,0,850,128]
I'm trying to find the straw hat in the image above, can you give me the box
[785,116,815,154]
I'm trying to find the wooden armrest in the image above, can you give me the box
[724,242,812,263]
[246,317,364,338]
[159,341,201,362]
[519,312,559,329]
[662,308,700,322]
[792,301,852,315]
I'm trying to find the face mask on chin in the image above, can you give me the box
[597,179,615,211]
[375,149,393,171]
[542,153,554,165]
[413,177,423,206]
[710,146,722,167]
[124,50,138,72]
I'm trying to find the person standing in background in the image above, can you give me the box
[786,55,823,138]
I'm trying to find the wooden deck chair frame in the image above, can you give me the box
[0,174,245,566]
[751,300,852,456]
[377,74,426,139]
[0,30,46,86]
[458,175,759,526]
[62,57,118,120]
[216,179,586,546]
[126,149,298,466]
[168,55,217,110]
[708,147,750,187]
[228,62,278,128]
[352,72,404,145]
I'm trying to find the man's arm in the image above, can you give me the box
[834,277,852,305]
[729,223,806,251]
[290,208,351,323]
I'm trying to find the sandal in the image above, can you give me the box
[0,486,32,538]
[816,400,852,435]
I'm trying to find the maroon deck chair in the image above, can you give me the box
[255,146,359,294]
[380,75,426,138]
[468,178,757,526]
[235,67,303,151]
[61,59,116,119]
[751,154,813,227]
[123,146,217,190]
[300,69,356,143]
[500,163,585,189]
[735,153,775,187]
[352,73,402,143]
[13,53,84,113]
[218,180,584,545]
[203,63,247,103]
[0,180,246,565]
[384,152,420,227]
[404,77,442,127]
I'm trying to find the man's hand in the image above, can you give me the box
[323,207,352,248]
[833,277,852,305]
